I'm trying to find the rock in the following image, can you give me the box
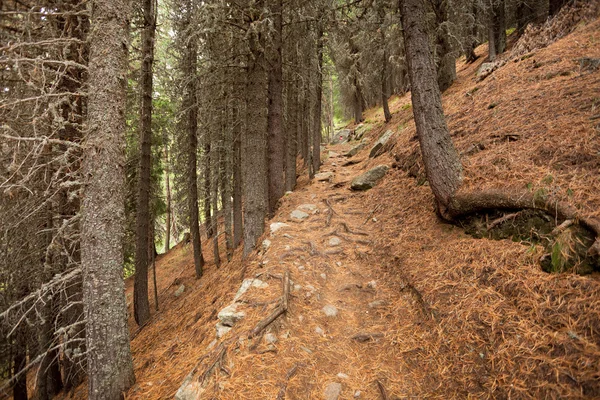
[366,280,377,289]
[265,333,278,344]
[351,165,389,190]
[175,373,204,400]
[328,236,342,247]
[283,233,294,239]
[345,141,366,157]
[218,304,246,327]
[320,273,327,280]
[315,172,334,181]
[285,191,293,195]
[369,300,387,308]
[298,203,318,212]
[322,304,338,317]
[270,222,290,234]
[262,239,271,251]
[306,284,316,292]
[331,129,351,144]
[293,284,302,292]
[354,390,362,398]
[290,209,309,221]
[298,265,305,271]
[337,372,349,380]
[369,130,395,158]
[233,278,268,302]
[324,382,342,400]
[477,60,505,81]
[328,151,340,158]
[207,339,217,350]
[174,284,185,297]
[315,326,325,336]
[215,322,232,339]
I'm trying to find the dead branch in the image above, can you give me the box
[363,204,382,225]
[376,380,390,400]
[552,219,574,236]
[276,363,302,400]
[486,211,522,230]
[340,222,369,236]
[249,269,290,338]
[351,333,384,342]
[200,342,228,385]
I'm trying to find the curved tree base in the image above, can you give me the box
[439,188,600,258]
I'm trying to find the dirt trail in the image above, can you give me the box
[172,145,419,400]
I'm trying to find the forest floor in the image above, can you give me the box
[61,13,600,400]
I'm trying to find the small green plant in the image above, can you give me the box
[542,174,554,185]
[401,103,412,111]
[567,188,574,197]
[550,241,566,273]
[506,27,516,36]
[533,187,548,202]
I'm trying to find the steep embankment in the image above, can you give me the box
[64,15,600,400]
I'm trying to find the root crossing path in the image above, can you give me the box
[176,145,423,399]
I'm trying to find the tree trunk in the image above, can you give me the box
[82,0,136,394]
[380,27,392,123]
[164,139,171,252]
[488,0,506,61]
[203,141,213,239]
[212,130,221,268]
[233,112,243,248]
[465,1,479,63]
[184,32,205,278]
[353,75,364,124]
[134,0,156,327]
[549,0,567,16]
[12,326,28,400]
[149,222,158,311]
[243,29,268,256]
[312,24,324,175]
[285,63,297,192]
[434,0,456,92]
[267,0,285,215]
[400,0,463,215]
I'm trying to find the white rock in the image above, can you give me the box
[299,315,304,322]
[233,278,268,302]
[299,203,317,212]
[293,284,302,292]
[215,323,232,338]
[290,209,309,220]
[284,245,291,251]
[218,304,246,327]
[298,265,305,271]
[315,326,325,336]
[328,151,340,158]
[174,284,185,297]
[328,237,342,247]
[369,300,387,308]
[366,280,377,289]
[283,233,294,239]
[354,390,362,398]
[337,373,349,380]
[315,171,334,182]
[265,333,278,344]
[262,239,271,250]
[285,191,293,195]
[306,284,316,292]
[320,273,327,280]
[324,382,342,400]
[322,305,338,317]
[270,222,290,234]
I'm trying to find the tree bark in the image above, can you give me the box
[203,141,213,238]
[82,0,136,395]
[211,127,221,268]
[12,326,28,400]
[488,0,506,61]
[134,0,156,327]
[380,22,392,123]
[267,0,285,215]
[164,139,171,252]
[184,31,205,278]
[285,60,298,192]
[233,111,243,248]
[465,1,479,63]
[433,0,456,91]
[311,24,323,175]
[243,25,268,256]
[400,0,463,215]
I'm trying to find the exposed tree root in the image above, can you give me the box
[249,269,290,338]
[445,189,600,257]
[376,380,390,400]
[276,363,302,400]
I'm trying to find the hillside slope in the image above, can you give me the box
[63,15,600,400]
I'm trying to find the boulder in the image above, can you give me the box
[331,129,351,144]
[315,171,334,181]
[215,322,232,338]
[353,124,372,140]
[369,130,395,158]
[298,204,318,212]
[217,304,245,327]
[345,141,366,157]
[233,278,268,302]
[350,165,389,190]
[290,209,309,221]
[174,284,185,297]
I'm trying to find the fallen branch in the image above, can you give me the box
[486,211,521,230]
[200,342,228,385]
[363,204,382,225]
[276,363,302,400]
[249,269,290,338]
[376,380,390,400]
[552,219,574,236]
[340,222,369,236]
[351,332,384,342]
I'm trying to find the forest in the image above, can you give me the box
[1,0,600,398]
